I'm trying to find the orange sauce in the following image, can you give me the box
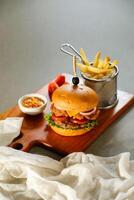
[22,97,44,108]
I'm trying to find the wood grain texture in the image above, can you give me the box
[0,73,134,155]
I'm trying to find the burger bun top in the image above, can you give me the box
[52,84,99,113]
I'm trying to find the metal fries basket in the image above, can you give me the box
[60,43,119,109]
[81,65,119,109]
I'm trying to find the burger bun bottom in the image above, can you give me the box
[50,125,92,136]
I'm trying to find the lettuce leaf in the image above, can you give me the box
[45,113,98,130]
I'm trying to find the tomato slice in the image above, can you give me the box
[48,82,58,99]
[55,75,65,86]
[52,114,67,123]
[71,118,88,124]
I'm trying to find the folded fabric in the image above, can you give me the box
[0,146,133,200]
[0,117,23,146]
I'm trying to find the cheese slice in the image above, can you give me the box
[54,105,79,117]
[67,110,79,117]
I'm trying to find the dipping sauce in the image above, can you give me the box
[22,97,44,108]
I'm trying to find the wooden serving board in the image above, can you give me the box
[0,73,134,155]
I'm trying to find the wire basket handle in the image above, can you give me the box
[60,43,81,60]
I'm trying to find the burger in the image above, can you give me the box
[45,83,99,136]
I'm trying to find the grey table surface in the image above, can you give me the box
[0,0,134,160]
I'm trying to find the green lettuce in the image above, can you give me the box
[45,113,98,130]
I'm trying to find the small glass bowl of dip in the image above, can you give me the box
[18,93,47,115]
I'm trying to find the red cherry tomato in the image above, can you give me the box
[52,114,67,123]
[48,82,58,99]
[48,75,66,99]
[55,75,65,86]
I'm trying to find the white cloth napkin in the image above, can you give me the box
[0,146,133,200]
[0,117,23,146]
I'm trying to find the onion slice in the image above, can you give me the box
[80,107,96,116]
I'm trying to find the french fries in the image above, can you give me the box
[93,51,101,67]
[80,48,90,66]
[77,63,112,74]
[77,49,118,79]
[104,56,110,68]
[77,63,89,73]
[98,59,104,68]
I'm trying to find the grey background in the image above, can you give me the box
[0,0,133,160]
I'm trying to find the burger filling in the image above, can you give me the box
[45,104,99,130]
